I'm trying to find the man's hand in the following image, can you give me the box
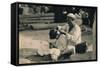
[59,30,66,35]
[59,30,70,39]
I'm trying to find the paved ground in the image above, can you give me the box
[19,29,96,64]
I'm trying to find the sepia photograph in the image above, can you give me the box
[16,3,97,65]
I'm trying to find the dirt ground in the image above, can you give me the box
[19,29,96,64]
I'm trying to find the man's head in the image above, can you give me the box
[67,13,76,22]
[49,29,60,39]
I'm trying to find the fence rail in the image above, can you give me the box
[19,13,55,24]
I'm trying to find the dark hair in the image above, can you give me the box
[49,29,58,39]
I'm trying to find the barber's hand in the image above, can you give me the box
[59,30,70,39]
[59,30,66,35]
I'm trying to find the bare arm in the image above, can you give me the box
[60,25,81,43]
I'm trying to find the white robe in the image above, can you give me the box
[56,23,82,53]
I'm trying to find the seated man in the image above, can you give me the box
[49,13,82,60]
[58,13,82,54]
